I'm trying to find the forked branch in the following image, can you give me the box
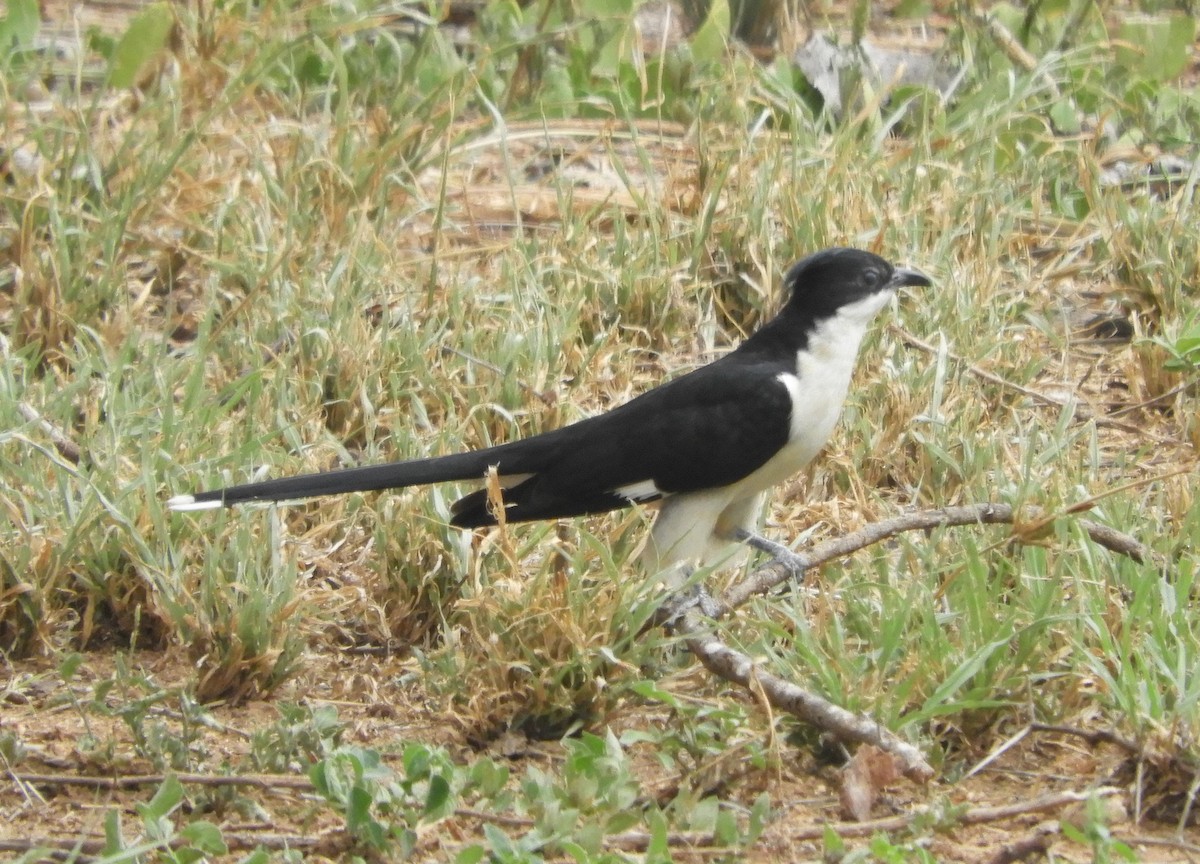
[681,502,1159,783]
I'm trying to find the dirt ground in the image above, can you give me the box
[4,649,1200,862]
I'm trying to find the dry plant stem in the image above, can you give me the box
[677,608,935,782]
[1029,722,1141,753]
[890,324,1184,445]
[15,402,83,464]
[1125,835,1200,855]
[604,787,1122,850]
[971,12,1061,99]
[0,833,332,860]
[790,786,1122,840]
[13,771,314,790]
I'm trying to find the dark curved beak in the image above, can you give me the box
[890,266,932,289]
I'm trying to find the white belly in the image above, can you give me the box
[643,292,885,581]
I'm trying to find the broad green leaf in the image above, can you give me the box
[102,810,125,855]
[455,845,487,864]
[59,652,84,681]
[107,2,174,89]
[690,0,730,65]
[180,821,228,855]
[1116,13,1196,82]
[140,774,184,820]
[0,0,39,55]
[424,773,452,818]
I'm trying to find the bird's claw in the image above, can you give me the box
[734,529,807,582]
[654,584,722,631]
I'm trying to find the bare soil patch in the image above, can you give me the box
[5,649,1200,861]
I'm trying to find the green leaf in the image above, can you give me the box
[455,845,487,864]
[1048,98,1080,135]
[139,774,184,820]
[689,0,730,66]
[309,760,331,798]
[645,808,669,860]
[629,679,680,707]
[482,822,516,856]
[823,824,846,856]
[1116,13,1196,82]
[102,810,125,855]
[424,772,452,818]
[179,821,228,855]
[714,806,739,845]
[347,785,379,841]
[403,742,432,779]
[0,0,39,55]
[59,652,84,681]
[921,638,1011,713]
[1163,324,1200,372]
[107,2,175,89]
[893,0,931,17]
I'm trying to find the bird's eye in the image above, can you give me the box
[863,268,883,288]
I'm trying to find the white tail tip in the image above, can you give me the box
[168,495,223,512]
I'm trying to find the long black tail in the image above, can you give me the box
[167,449,511,511]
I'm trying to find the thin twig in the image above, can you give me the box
[1123,835,1200,855]
[891,324,1185,445]
[14,401,83,465]
[605,787,1122,850]
[440,344,557,405]
[13,771,314,791]
[1107,381,1194,418]
[964,724,1032,781]
[725,502,1160,612]
[972,12,1061,99]
[797,786,1122,839]
[1029,722,1141,754]
[678,609,935,782]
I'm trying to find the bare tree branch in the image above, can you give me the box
[722,503,1158,613]
[678,609,935,781]
[677,502,1160,782]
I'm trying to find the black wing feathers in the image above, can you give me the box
[451,358,794,526]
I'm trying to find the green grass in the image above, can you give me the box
[2,0,1198,858]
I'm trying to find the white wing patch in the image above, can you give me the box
[614,479,662,502]
[167,495,223,511]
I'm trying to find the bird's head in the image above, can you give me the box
[782,247,931,322]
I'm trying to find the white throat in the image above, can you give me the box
[765,291,892,481]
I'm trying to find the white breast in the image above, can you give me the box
[740,293,887,494]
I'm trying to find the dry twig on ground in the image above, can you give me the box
[680,501,1158,783]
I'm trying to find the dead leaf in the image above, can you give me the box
[839,744,902,821]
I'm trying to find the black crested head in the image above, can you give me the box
[781,247,931,319]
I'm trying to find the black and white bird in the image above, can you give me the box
[169,247,929,585]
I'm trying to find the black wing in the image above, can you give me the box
[449,357,794,526]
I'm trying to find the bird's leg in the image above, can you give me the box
[733,528,807,582]
[652,567,723,631]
